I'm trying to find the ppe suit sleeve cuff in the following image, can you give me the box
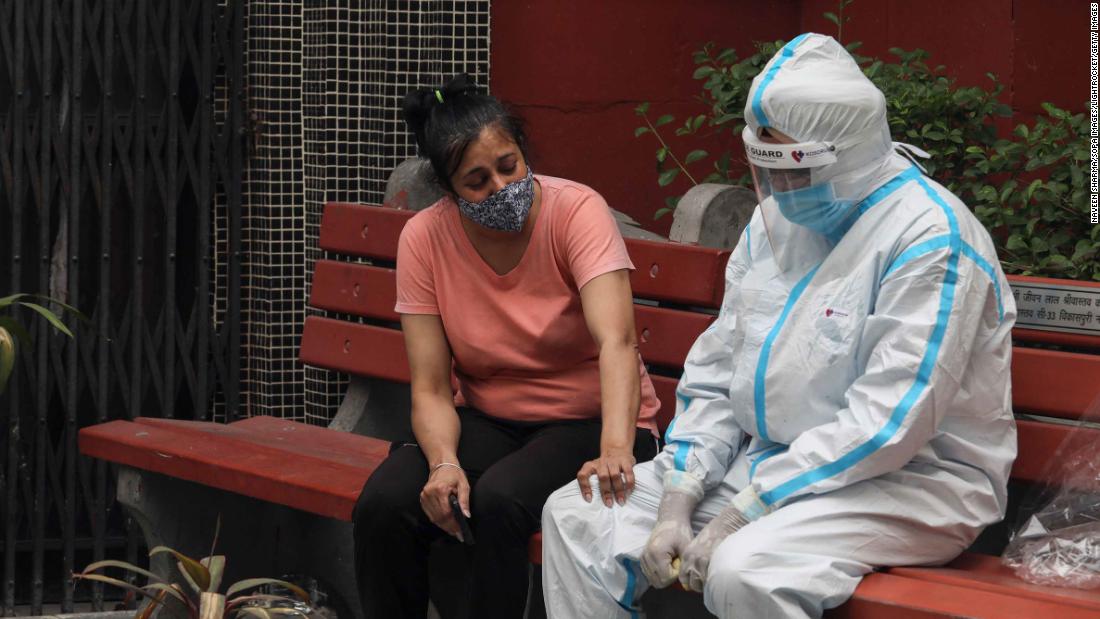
[731,485,770,522]
[662,470,705,501]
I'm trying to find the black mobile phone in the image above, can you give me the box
[449,494,475,545]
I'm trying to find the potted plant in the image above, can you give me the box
[73,520,313,619]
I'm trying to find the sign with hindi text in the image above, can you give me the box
[1010,281,1100,335]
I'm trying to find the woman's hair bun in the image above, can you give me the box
[438,73,480,100]
[401,74,481,137]
[399,73,527,191]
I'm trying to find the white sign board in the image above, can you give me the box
[1010,281,1100,335]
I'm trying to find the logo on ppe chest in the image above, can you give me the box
[792,150,805,163]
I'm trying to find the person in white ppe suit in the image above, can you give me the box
[541,33,1017,619]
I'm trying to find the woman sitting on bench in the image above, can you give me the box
[352,74,660,618]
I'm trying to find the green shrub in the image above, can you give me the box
[636,40,1098,281]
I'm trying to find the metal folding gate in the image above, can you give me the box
[0,0,489,613]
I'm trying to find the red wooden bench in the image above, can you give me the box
[79,202,1100,619]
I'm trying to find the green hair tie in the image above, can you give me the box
[434,90,444,104]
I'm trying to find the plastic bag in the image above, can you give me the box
[1003,402,1100,589]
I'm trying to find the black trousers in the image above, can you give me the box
[352,407,658,619]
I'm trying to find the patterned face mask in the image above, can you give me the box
[456,168,535,232]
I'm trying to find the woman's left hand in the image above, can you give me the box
[576,449,637,507]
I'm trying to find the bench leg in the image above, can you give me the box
[115,466,361,619]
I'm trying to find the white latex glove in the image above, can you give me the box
[678,485,768,592]
[640,471,704,588]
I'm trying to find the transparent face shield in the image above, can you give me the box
[743,126,864,246]
[743,126,837,206]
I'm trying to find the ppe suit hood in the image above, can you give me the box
[745,33,911,206]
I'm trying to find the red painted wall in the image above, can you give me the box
[491,1,1089,236]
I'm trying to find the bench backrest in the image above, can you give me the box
[301,203,1100,486]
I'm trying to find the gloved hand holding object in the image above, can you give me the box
[641,470,704,588]
[678,485,769,592]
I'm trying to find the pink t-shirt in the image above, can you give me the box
[395,174,659,431]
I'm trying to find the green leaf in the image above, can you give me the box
[684,150,708,165]
[141,583,191,607]
[656,147,667,164]
[80,559,165,585]
[8,294,88,322]
[655,114,674,127]
[178,560,203,595]
[149,546,210,591]
[226,578,310,604]
[1025,179,1043,201]
[654,207,673,220]
[1045,254,1071,270]
[0,318,31,344]
[1072,240,1098,262]
[715,48,738,64]
[658,168,680,187]
[823,11,839,26]
[1006,234,1029,251]
[0,328,14,396]
[70,573,171,606]
[634,102,650,116]
[1041,101,1068,120]
[693,66,716,80]
[665,196,682,209]
[1025,217,1040,236]
[17,302,74,338]
[203,556,226,593]
[634,127,650,138]
[136,590,168,619]
[0,294,28,309]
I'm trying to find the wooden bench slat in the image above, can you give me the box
[635,305,714,369]
[318,202,732,307]
[300,317,410,383]
[1013,328,1100,350]
[301,312,708,385]
[1011,348,1100,421]
[134,416,392,472]
[319,202,409,261]
[310,260,398,321]
[305,263,717,367]
[888,552,1100,612]
[828,570,1100,619]
[78,420,371,520]
[624,239,729,308]
[1011,419,1100,487]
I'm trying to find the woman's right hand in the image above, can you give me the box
[419,464,471,541]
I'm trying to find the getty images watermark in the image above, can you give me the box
[1092,3,1099,223]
